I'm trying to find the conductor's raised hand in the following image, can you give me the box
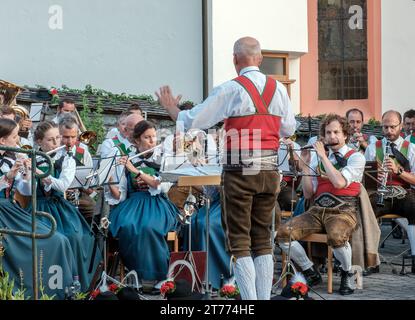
[155,86,182,121]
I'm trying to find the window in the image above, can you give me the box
[318,0,368,100]
[260,52,295,96]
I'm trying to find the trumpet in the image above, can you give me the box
[79,130,97,146]
[13,105,31,138]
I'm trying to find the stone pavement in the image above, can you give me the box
[141,222,415,300]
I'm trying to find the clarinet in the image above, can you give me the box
[376,141,391,207]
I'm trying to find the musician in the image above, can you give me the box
[403,109,415,142]
[0,106,33,146]
[107,120,178,291]
[365,110,415,273]
[52,98,77,124]
[29,121,101,290]
[346,108,377,152]
[0,118,76,299]
[104,110,132,141]
[277,114,366,295]
[157,37,297,300]
[57,116,96,223]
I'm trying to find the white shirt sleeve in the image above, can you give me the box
[277,83,296,138]
[105,172,128,205]
[100,138,116,159]
[340,152,366,187]
[364,142,377,161]
[43,156,76,193]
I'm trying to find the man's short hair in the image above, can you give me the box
[403,109,415,121]
[179,101,194,111]
[346,108,364,122]
[127,103,143,114]
[58,98,76,110]
[382,110,402,124]
[58,114,78,130]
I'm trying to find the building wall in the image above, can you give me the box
[0,0,203,103]
[210,0,309,113]
[300,0,381,120]
[381,0,415,115]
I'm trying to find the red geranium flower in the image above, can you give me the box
[219,284,240,299]
[49,88,58,95]
[160,280,176,297]
[291,281,309,298]
[108,283,119,292]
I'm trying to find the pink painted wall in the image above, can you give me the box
[300,0,382,120]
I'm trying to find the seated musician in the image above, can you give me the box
[403,109,415,142]
[30,121,100,290]
[346,108,377,153]
[107,120,179,291]
[103,110,131,142]
[365,110,415,273]
[0,106,33,146]
[52,98,77,124]
[0,118,76,299]
[277,114,366,295]
[57,116,96,223]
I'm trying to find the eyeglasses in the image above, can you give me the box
[382,124,401,130]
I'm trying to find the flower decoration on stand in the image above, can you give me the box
[49,87,60,105]
[291,281,309,299]
[90,283,120,299]
[219,284,240,299]
[160,280,176,297]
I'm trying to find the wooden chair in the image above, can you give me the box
[281,233,333,294]
[378,214,405,248]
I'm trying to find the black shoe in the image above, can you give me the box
[339,269,355,295]
[363,265,380,276]
[303,266,322,287]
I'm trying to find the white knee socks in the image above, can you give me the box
[279,241,314,271]
[234,256,257,300]
[333,241,352,272]
[253,254,273,300]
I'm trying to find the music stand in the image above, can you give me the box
[271,145,321,294]
[177,174,221,299]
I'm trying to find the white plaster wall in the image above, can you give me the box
[381,0,415,114]
[210,0,308,111]
[0,0,203,103]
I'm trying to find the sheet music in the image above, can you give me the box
[69,166,94,189]
[87,156,118,188]
[29,103,43,122]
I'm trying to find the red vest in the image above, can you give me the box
[224,75,281,150]
[315,150,361,197]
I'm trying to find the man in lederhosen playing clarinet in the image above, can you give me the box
[365,110,415,273]
[156,37,296,300]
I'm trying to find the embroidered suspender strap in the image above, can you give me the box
[410,134,415,144]
[261,76,277,107]
[233,75,274,114]
[401,140,410,158]
[112,136,129,156]
[75,143,85,164]
[375,140,383,162]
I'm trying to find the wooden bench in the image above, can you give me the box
[281,233,333,294]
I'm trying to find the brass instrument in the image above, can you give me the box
[13,105,31,138]
[0,79,25,107]
[73,108,97,146]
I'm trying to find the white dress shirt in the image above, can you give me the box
[177,66,296,138]
[41,154,76,193]
[56,143,93,168]
[310,144,366,193]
